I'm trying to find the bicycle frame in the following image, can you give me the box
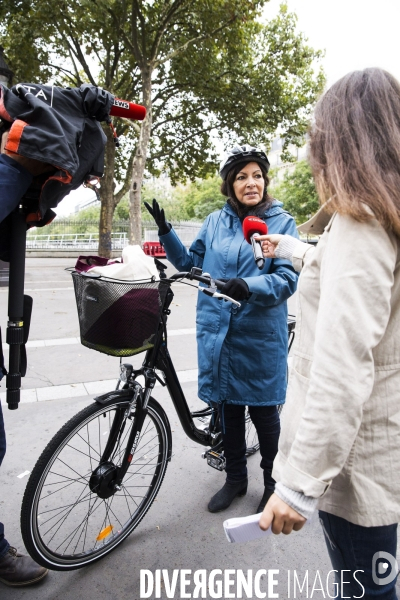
[93,268,296,481]
[92,273,227,486]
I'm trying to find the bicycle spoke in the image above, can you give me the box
[22,398,169,567]
[120,484,141,509]
[54,456,92,481]
[75,430,101,459]
[55,494,102,554]
[43,482,93,543]
[120,487,133,519]
[38,492,93,522]
[66,441,100,461]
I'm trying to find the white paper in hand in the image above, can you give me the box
[223,512,272,543]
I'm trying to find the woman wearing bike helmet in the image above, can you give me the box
[256,68,400,600]
[145,145,298,513]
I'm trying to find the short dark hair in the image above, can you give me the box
[220,160,270,203]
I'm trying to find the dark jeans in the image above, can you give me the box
[0,154,33,224]
[219,403,280,488]
[0,401,9,557]
[319,510,398,599]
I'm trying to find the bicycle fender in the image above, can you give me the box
[94,389,134,405]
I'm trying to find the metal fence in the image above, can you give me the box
[26,220,203,250]
[26,232,129,250]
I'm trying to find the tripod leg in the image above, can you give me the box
[6,207,27,410]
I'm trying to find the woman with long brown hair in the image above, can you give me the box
[258,68,400,599]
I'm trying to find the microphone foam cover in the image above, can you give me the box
[242,216,268,243]
[110,99,147,121]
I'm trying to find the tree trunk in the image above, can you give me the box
[98,126,117,258]
[129,71,152,245]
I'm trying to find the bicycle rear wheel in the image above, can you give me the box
[21,396,171,570]
[245,408,260,456]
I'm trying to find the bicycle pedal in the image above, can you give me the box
[203,449,226,471]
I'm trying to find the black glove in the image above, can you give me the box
[220,278,250,301]
[144,198,171,236]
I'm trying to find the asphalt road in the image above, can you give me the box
[0,258,397,600]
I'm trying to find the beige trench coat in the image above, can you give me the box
[273,210,400,526]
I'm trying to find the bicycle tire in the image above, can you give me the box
[21,396,171,571]
[245,408,260,456]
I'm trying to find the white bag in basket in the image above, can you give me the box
[87,245,160,280]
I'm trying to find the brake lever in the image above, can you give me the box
[198,287,241,307]
[213,292,241,307]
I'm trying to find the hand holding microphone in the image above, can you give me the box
[242,216,268,269]
[253,234,285,259]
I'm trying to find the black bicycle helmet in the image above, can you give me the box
[219,144,270,180]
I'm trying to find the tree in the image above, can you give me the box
[175,176,226,220]
[1,1,324,257]
[0,0,140,255]
[270,160,320,224]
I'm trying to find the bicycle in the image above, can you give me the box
[20,263,296,571]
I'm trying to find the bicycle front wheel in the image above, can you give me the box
[21,396,171,570]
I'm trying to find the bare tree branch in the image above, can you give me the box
[47,61,80,84]
[154,16,237,67]
[132,0,147,58]
[150,0,188,61]
[101,4,143,67]
[151,105,206,131]
[151,123,216,161]
[62,32,97,85]
[114,151,135,205]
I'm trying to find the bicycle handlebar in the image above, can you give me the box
[168,269,241,307]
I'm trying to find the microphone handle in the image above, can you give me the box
[251,235,265,270]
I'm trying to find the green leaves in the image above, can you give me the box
[0,0,325,243]
[270,160,320,224]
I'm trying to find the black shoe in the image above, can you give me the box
[0,547,48,587]
[257,488,275,513]
[208,479,248,513]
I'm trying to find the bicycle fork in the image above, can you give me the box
[89,376,155,499]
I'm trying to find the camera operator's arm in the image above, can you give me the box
[0,155,31,223]
[0,129,54,224]
[2,130,55,176]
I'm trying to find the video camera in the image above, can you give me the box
[0,82,146,409]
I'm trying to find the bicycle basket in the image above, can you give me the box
[71,272,168,357]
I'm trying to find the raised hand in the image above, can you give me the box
[143,198,171,236]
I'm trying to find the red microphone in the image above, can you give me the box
[110,98,146,121]
[242,216,268,270]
